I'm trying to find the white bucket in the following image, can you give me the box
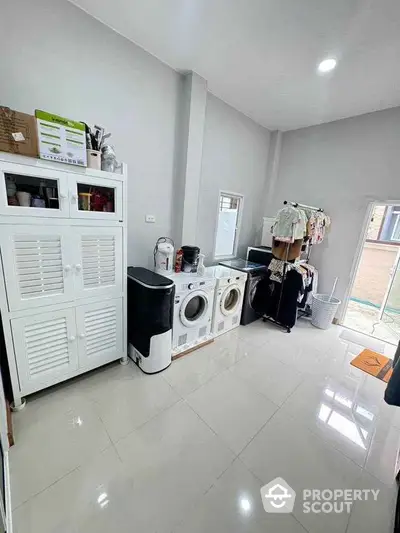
[311,294,341,330]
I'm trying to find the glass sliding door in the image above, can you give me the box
[380,251,400,341]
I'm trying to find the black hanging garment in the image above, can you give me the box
[253,269,303,329]
[298,269,314,310]
[384,342,400,406]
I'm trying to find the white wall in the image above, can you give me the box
[0,0,180,268]
[197,95,271,262]
[271,107,400,313]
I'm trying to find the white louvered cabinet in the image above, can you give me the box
[11,308,78,395]
[0,154,128,407]
[11,301,123,394]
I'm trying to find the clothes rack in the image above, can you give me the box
[283,200,324,212]
[262,201,323,332]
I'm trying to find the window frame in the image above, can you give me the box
[213,190,244,260]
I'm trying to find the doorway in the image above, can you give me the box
[342,203,400,345]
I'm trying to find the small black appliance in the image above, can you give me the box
[181,245,200,273]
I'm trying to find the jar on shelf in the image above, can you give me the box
[101,145,117,173]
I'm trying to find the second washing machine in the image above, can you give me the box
[208,266,247,336]
[218,258,268,325]
[167,271,216,357]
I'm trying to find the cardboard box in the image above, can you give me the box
[35,110,87,167]
[0,107,39,157]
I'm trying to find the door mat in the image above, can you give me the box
[350,349,393,383]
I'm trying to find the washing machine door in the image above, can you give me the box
[180,290,209,328]
[220,284,242,316]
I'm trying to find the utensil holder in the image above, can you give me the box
[86,150,101,170]
[16,191,31,207]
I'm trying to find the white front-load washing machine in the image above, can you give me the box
[166,271,216,357]
[208,265,247,337]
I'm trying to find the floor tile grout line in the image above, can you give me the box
[92,373,184,447]
[163,339,252,398]
[344,507,352,533]
[292,513,312,533]
[360,464,399,489]
[232,456,312,533]
[182,397,250,467]
[96,411,125,463]
[277,372,308,409]
[183,398,230,444]
[279,406,368,473]
[12,465,80,512]
[183,370,282,458]
[166,362,232,399]
[224,369,285,407]
[239,402,371,492]
[111,394,183,447]
[184,365,237,398]
[235,403,282,459]
[162,328,294,394]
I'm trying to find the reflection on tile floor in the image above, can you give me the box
[11,320,400,532]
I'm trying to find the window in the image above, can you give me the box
[214,192,243,258]
[391,209,400,241]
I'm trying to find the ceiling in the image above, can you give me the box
[70,0,400,130]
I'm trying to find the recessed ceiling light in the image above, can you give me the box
[318,58,337,73]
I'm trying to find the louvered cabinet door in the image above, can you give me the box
[11,308,78,395]
[76,299,123,371]
[74,227,123,300]
[0,226,74,311]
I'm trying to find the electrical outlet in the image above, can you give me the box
[145,215,156,223]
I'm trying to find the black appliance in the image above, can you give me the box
[247,246,273,267]
[218,258,267,325]
[127,267,175,374]
[181,245,200,273]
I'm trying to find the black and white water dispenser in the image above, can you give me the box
[127,267,175,373]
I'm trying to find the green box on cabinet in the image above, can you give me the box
[35,110,87,167]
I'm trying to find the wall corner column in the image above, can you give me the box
[172,71,207,247]
[263,130,283,216]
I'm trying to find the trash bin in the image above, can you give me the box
[311,294,341,330]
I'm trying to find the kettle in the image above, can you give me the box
[154,237,174,275]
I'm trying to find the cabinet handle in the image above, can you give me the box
[75,264,82,272]
[59,193,67,199]
[71,193,78,203]
[64,264,72,273]
[78,333,85,339]
[69,336,76,342]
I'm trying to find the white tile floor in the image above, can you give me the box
[10,320,400,533]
